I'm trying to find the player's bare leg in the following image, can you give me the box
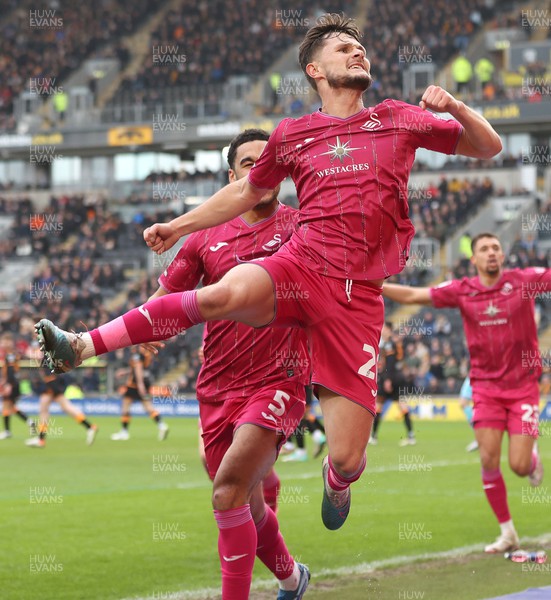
[0,399,13,439]
[36,264,275,373]
[369,399,383,445]
[56,394,98,445]
[26,392,53,447]
[199,419,280,511]
[111,396,132,440]
[0,398,34,439]
[398,400,416,446]
[509,434,543,486]
[211,424,308,599]
[142,398,169,441]
[319,387,373,530]
[476,427,519,553]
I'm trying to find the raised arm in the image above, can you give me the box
[420,85,502,159]
[382,283,433,305]
[144,178,269,254]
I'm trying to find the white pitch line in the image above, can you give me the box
[122,533,551,600]
[175,458,480,491]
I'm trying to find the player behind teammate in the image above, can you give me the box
[36,14,502,536]
[26,359,98,447]
[382,233,546,553]
[111,346,169,441]
[369,322,416,446]
[0,333,36,439]
[144,129,310,599]
[460,376,479,452]
[196,341,281,513]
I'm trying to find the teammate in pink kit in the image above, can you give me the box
[382,233,546,553]
[36,12,501,554]
[147,129,310,599]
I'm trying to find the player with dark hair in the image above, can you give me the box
[36,12,501,549]
[0,334,36,439]
[143,129,310,599]
[382,232,546,553]
[111,346,169,441]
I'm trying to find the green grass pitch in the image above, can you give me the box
[1,417,549,599]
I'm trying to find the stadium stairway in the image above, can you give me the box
[95,0,183,109]
[154,358,190,388]
[0,258,37,304]
[353,0,374,33]
[529,0,551,41]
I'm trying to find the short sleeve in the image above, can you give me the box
[430,279,461,308]
[396,101,463,155]
[247,120,292,190]
[158,234,203,293]
[520,267,551,291]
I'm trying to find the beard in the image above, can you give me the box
[326,70,372,92]
[485,264,500,275]
[254,189,279,209]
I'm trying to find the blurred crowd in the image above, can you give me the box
[390,201,551,395]
[1,0,549,131]
[0,0,157,131]
[0,193,201,394]
[363,0,502,105]
[111,0,354,108]
[382,311,469,395]
[1,185,550,397]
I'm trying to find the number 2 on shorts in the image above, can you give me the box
[357,343,377,379]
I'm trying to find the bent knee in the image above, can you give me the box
[510,461,531,477]
[200,283,234,316]
[330,451,366,477]
[212,481,249,511]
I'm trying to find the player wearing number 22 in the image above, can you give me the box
[383,233,547,554]
[36,12,502,562]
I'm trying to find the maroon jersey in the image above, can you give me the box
[430,268,551,390]
[248,100,462,280]
[158,203,310,403]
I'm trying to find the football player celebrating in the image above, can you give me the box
[37,14,501,546]
[382,233,546,553]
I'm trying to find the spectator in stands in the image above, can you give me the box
[474,57,495,92]
[459,231,473,258]
[53,91,69,123]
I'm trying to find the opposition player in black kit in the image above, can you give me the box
[26,360,98,448]
[111,346,169,441]
[369,322,416,446]
[0,333,36,439]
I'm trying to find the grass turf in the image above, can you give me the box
[0,417,549,599]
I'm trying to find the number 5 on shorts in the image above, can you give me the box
[357,343,377,380]
[262,390,290,425]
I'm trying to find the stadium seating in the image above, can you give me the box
[107,0,356,113]
[0,0,156,131]
[1,193,202,392]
